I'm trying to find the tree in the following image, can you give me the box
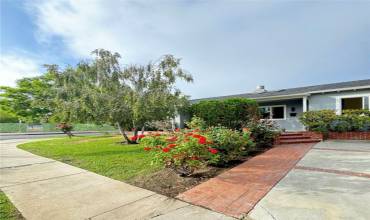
[0,72,56,123]
[54,49,193,143]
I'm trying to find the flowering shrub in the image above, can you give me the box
[206,126,255,165]
[141,130,220,176]
[130,134,146,142]
[247,120,280,149]
[57,122,74,138]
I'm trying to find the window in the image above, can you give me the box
[272,106,285,119]
[341,97,363,110]
[259,106,271,119]
[259,105,286,120]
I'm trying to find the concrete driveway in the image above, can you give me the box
[248,140,370,220]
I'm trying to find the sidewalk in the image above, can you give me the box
[0,139,234,220]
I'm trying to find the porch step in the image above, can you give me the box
[276,132,323,145]
[278,135,311,140]
[279,139,321,144]
[280,132,305,137]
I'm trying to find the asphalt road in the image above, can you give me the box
[0,132,116,140]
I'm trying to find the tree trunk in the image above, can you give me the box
[141,126,145,135]
[116,122,133,144]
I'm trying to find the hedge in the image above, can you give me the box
[190,98,259,129]
[300,109,370,133]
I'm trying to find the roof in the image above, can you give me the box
[191,79,370,102]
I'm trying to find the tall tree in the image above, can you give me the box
[0,71,56,123]
[54,49,193,143]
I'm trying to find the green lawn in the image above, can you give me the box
[0,191,24,220]
[18,136,160,181]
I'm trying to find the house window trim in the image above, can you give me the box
[259,105,287,120]
[337,94,369,114]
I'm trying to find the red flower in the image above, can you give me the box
[162,147,171,153]
[138,134,145,139]
[190,156,199,160]
[130,136,138,141]
[185,132,193,136]
[154,133,161,136]
[175,128,180,132]
[144,147,151,151]
[198,136,207,144]
[192,134,201,138]
[168,143,177,148]
[208,148,218,154]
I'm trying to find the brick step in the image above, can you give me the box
[280,132,305,137]
[278,135,311,140]
[279,139,321,144]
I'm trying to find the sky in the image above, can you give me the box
[1,0,369,99]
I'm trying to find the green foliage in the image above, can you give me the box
[300,110,370,133]
[141,131,220,176]
[0,110,19,123]
[247,120,280,149]
[0,72,56,123]
[190,98,259,130]
[206,126,255,165]
[185,116,206,130]
[299,110,336,133]
[0,190,24,220]
[54,49,193,143]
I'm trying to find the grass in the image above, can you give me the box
[0,191,24,220]
[18,135,160,181]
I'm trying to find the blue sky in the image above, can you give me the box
[1,0,369,99]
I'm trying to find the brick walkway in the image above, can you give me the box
[177,143,316,218]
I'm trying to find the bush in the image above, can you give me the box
[299,110,336,133]
[185,116,206,130]
[0,110,19,123]
[190,98,259,130]
[141,130,220,176]
[247,120,280,149]
[206,126,255,165]
[300,109,370,133]
[57,122,74,137]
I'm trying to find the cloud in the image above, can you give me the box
[0,54,41,86]
[25,0,370,98]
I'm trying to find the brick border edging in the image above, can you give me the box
[328,131,370,140]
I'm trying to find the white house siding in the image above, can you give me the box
[308,89,370,113]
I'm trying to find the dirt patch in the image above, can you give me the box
[127,167,228,197]
[127,150,268,198]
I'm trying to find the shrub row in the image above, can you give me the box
[189,98,259,130]
[300,109,370,134]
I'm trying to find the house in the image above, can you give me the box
[176,79,370,131]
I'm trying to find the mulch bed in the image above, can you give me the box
[126,152,266,198]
